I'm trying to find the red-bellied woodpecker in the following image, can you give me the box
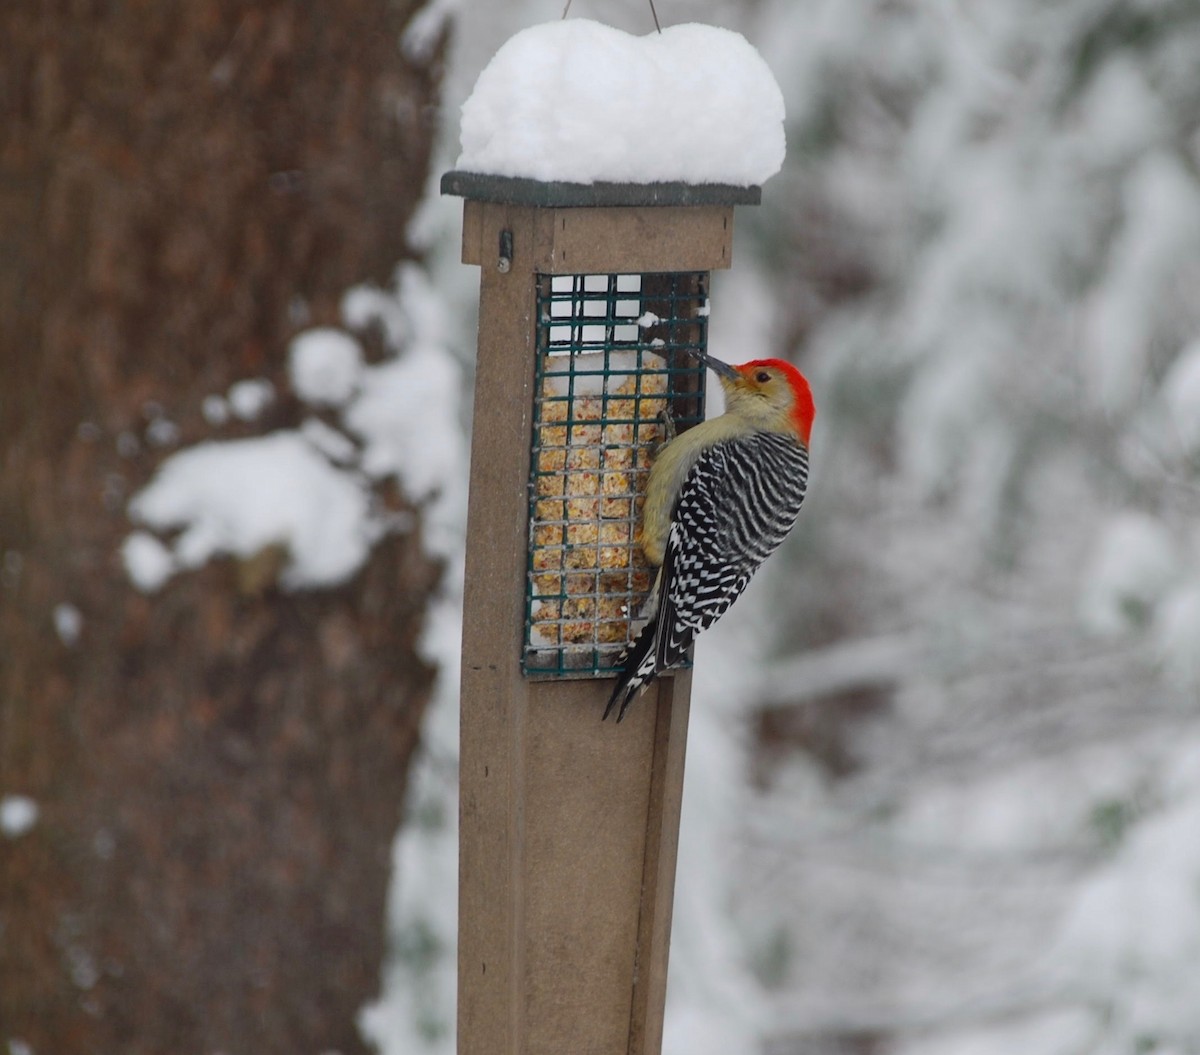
[604,350,814,722]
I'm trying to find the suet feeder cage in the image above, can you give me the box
[524,269,708,677]
[445,170,759,1055]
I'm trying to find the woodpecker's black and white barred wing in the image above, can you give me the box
[605,431,809,721]
[663,430,809,633]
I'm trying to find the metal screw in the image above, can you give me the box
[498,229,513,273]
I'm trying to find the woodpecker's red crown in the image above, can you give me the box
[732,358,815,446]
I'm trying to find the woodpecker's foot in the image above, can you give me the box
[656,407,677,450]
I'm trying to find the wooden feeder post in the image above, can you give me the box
[443,173,759,1055]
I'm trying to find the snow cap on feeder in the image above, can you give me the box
[454,19,786,189]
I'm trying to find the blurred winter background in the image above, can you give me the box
[21,0,1197,1052]
[347,2,1200,1054]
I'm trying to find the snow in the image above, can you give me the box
[359,589,462,1053]
[145,416,180,448]
[1159,338,1200,455]
[1,794,39,838]
[342,285,409,351]
[127,432,376,590]
[1078,56,1166,166]
[340,265,454,360]
[1085,153,1200,412]
[1153,583,1200,687]
[289,328,365,407]
[1053,740,1200,1050]
[402,0,457,63]
[1079,511,1177,635]
[344,349,462,503]
[122,263,464,594]
[226,378,275,421]
[891,1009,1095,1055]
[121,530,176,593]
[663,594,774,1055]
[202,394,230,426]
[456,20,785,187]
[53,602,83,646]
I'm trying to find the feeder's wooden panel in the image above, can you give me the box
[461,200,736,275]
[458,201,706,1055]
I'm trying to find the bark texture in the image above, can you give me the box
[0,3,446,1052]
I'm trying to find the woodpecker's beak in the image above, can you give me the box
[688,349,740,381]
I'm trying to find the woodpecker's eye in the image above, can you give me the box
[755,370,771,383]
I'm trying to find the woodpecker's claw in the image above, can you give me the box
[656,407,676,450]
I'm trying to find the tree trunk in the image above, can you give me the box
[0,3,446,1052]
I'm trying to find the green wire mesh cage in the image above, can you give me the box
[524,271,710,678]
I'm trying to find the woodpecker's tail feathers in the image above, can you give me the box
[603,619,660,722]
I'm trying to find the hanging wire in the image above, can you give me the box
[562,0,663,32]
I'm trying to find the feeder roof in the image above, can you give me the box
[440,172,760,208]
[453,20,785,190]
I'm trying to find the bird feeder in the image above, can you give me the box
[446,170,759,1055]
